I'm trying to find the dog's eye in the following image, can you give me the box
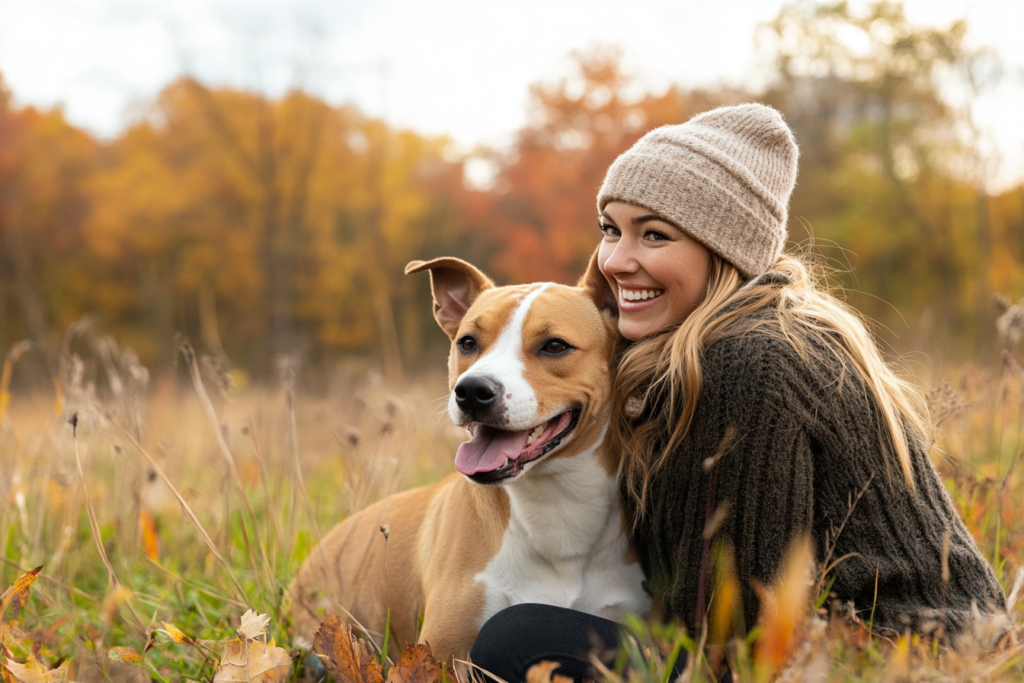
[457,336,478,353]
[541,339,571,355]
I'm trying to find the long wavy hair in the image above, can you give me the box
[613,251,929,514]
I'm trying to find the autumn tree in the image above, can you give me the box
[82,79,484,372]
[759,0,1022,352]
[0,71,98,374]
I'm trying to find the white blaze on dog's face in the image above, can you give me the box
[406,255,619,486]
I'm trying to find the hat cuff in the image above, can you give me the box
[598,152,785,278]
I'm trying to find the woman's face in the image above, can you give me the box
[598,201,712,341]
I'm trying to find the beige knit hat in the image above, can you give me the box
[597,103,799,278]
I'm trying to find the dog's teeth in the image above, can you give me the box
[502,457,510,468]
[526,435,535,445]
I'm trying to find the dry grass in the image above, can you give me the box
[1,335,1024,681]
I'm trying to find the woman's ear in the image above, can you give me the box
[578,246,618,324]
[406,257,495,339]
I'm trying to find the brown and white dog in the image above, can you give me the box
[288,255,650,664]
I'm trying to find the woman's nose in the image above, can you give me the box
[601,241,638,276]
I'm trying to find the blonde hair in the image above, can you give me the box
[614,252,929,513]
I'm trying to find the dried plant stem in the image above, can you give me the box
[380,524,392,666]
[118,426,248,603]
[69,414,117,589]
[180,344,276,597]
[815,471,875,597]
[286,377,322,544]
[242,418,285,552]
[1006,566,1024,613]
[452,658,510,683]
[70,415,149,637]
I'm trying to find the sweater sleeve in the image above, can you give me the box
[637,332,818,633]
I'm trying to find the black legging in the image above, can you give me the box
[468,604,688,683]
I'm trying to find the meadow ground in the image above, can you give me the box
[1,340,1024,682]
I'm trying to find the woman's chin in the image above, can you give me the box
[618,312,670,341]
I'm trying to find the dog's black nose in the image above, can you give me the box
[455,376,502,417]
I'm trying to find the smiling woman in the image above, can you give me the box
[469,102,1008,683]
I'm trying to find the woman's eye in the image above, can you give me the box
[541,339,571,355]
[598,222,620,238]
[457,336,478,352]
[644,230,668,241]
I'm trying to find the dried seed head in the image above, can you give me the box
[379,524,391,540]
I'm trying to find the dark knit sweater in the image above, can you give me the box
[629,314,1006,638]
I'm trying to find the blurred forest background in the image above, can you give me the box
[2,0,1023,386]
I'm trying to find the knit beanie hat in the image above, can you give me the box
[597,103,799,278]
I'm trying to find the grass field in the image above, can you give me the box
[1,337,1024,681]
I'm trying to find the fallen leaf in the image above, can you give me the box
[387,644,440,683]
[107,646,143,664]
[212,638,291,683]
[754,535,814,679]
[237,610,272,641]
[312,614,364,683]
[160,621,196,646]
[525,660,574,683]
[0,566,43,621]
[139,509,160,562]
[3,654,67,683]
[354,640,384,683]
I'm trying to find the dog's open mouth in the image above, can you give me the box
[455,409,579,484]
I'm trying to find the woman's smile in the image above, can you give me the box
[616,284,665,309]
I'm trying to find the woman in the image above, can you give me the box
[469,104,1007,681]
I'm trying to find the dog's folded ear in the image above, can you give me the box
[578,247,618,326]
[406,257,495,339]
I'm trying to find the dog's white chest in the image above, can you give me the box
[473,451,651,626]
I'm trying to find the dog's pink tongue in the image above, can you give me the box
[455,425,530,476]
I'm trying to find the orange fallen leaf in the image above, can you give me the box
[139,508,160,562]
[525,660,573,683]
[387,644,440,683]
[2,654,67,683]
[355,639,384,683]
[212,638,291,683]
[107,646,143,664]
[160,621,196,646]
[312,614,367,683]
[754,535,814,682]
[0,566,43,621]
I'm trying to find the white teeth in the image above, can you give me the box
[619,287,663,302]
[502,457,511,468]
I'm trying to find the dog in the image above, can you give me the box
[288,254,651,664]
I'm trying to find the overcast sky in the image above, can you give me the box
[1,0,1022,187]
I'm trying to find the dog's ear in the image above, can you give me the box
[578,246,618,326]
[406,257,495,339]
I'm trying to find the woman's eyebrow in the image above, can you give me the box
[632,214,667,226]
